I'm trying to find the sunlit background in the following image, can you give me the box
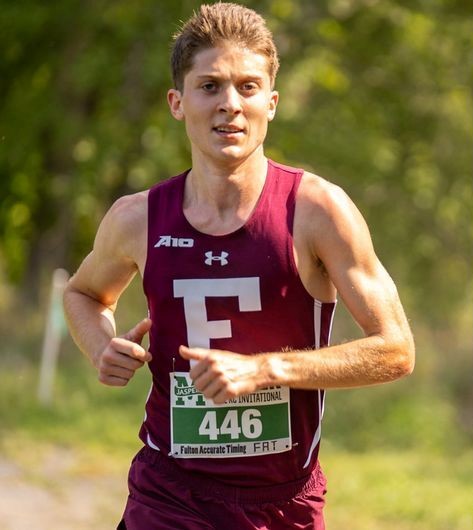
[1,1,472,529]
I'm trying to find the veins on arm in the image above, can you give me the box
[280,175,415,389]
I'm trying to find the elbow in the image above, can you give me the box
[62,278,88,318]
[391,334,415,380]
[372,329,415,382]
[398,350,415,379]
[62,278,81,311]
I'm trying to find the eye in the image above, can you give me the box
[201,82,217,92]
[241,82,258,92]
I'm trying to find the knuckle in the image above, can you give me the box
[207,357,218,368]
[133,359,144,370]
[225,386,237,399]
[216,373,226,385]
[214,392,229,404]
[101,348,115,362]
[127,367,136,378]
[131,345,144,359]
[110,337,121,349]
[97,373,108,385]
[194,379,204,391]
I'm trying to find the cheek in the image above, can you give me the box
[248,98,273,124]
[183,108,206,131]
[247,108,271,132]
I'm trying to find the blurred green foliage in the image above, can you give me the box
[0,0,472,451]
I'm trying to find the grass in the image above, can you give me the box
[0,350,149,469]
[322,445,473,530]
[1,345,472,529]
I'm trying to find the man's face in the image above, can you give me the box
[168,45,278,166]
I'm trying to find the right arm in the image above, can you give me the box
[63,192,151,386]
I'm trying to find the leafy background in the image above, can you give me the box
[1,1,472,528]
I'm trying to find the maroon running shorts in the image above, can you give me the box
[118,446,326,530]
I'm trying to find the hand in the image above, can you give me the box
[96,318,152,386]
[179,345,264,404]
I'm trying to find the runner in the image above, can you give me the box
[63,3,415,529]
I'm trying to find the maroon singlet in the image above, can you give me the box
[141,159,336,487]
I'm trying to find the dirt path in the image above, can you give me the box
[0,451,128,530]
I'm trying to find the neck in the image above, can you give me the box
[183,149,268,235]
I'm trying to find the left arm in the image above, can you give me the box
[180,176,415,403]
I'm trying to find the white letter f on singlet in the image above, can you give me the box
[173,278,261,355]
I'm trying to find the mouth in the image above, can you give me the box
[212,125,245,136]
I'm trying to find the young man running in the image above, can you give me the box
[64,3,415,529]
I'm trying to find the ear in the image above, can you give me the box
[267,90,279,122]
[167,89,184,121]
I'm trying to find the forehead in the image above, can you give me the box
[186,45,271,80]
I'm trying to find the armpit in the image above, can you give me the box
[316,256,329,277]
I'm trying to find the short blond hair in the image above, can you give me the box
[171,2,279,91]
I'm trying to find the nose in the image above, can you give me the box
[218,85,242,115]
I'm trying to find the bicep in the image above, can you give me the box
[313,189,409,340]
[336,256,405,339]
[69,249,137,309]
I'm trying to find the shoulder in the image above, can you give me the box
[107,190,148,227]
[95,190,149,259]
[297,171,364,231]
[298,171,350,209]
[295,171,374,261]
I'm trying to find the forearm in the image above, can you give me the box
[63,286,117,367]
[261,334,414,390]
[180,331,414,404]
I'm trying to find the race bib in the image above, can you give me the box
[170,372,292,458]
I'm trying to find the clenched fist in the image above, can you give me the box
[96,318,152,386]
[179,345,266,403]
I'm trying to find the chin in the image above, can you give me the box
[214,147,246,161]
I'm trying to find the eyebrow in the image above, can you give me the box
[195,74,265,81]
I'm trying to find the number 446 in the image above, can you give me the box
[198,409,263,440]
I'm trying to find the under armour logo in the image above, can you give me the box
[205,251,229,266]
